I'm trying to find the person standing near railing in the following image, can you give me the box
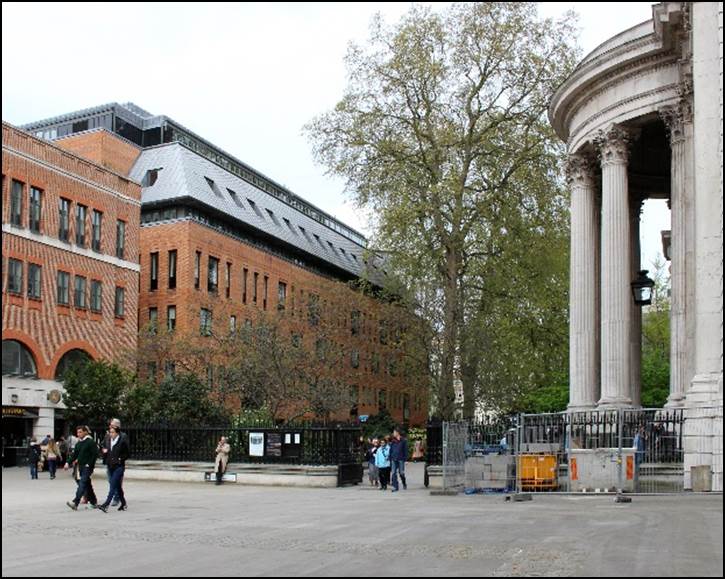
[214,436,231,485]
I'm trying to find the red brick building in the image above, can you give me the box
[2,122,141,444]
[19,103,428,426]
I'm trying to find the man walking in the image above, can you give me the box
[389,428,408,492]
[98,424,129,512]
[101,418,128,506]
[65,425,99,510]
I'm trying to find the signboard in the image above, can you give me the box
[266,433,282,457]
[359,415,369,423]
[205,472,237,483]
[249,432,264,457]
[2,406,39,419]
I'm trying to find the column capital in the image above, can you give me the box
[565,153,596,188]
[595,125,634,167]
[660,100,692,144]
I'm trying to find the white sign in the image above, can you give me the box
[249,432,264,457]
[285,434,292,444]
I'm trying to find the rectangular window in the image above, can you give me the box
[226,262,231,298]
[74,275,87,309]
[91,210,102,252]
[114,286,125,317]
[263,275,268,310]
[351,350,360,369]
[115,220,126,260]
[277,282,287,310]
[208,256,219,293]
[200,307,212,336]
[229,315,237,334]
[150,252,159,291]
[8,258,23,294]
[27,263,41,299]
[149,307,158,333]
[308,293,320,326]
[351,310,361,336]
[59,198,71,242]
[253,272,258,304]
[29,187,42,233]
[75,204,87,246]
[194,251,201,289]
[164,361,176,379]
[242,267,248,304]
[167,305,177,331]
[10,180,23,226]
[57,271,70,305]
[90,280,102,312]
[168,250,177,289]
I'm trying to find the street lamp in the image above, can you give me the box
[631,269,655,306]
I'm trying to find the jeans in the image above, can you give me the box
[48,459,57,478]
[102,465,125,507]
[73,465,97,506]
[107,466,120,502]
[391,460,407,490]
[30,462,38,480]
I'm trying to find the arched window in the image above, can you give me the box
[54,349,91,381]
[2,340,38,378]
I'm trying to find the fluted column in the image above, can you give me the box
[630,196,643,407]
[597,125,633,408]
[661,102,693,407]
[566,153,600,410]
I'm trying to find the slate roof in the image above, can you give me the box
[130,143,387,284]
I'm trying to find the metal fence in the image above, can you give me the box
[90,424,364,485]
[432,408,686,494]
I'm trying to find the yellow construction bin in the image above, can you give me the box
[517,454,558,490]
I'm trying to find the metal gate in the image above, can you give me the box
[442,421,468,493]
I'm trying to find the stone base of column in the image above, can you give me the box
[597,396,633,409]
[567,403,597,413]
[683,372,723,491]
[665,393,687,408]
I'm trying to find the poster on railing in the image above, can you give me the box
[249,432,264,457]
[266,433,282,457]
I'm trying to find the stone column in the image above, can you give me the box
[566,153,600,411]
[597,125,633,408]
[630,196,643,407]
[661,103,692,408]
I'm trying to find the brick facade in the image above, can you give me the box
[55,129,142,177]
[2,122,140,379]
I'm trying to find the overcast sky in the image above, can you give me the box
[2,2,667,270]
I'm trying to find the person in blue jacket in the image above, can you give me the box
[375,437,391,490]
[389,428,408,492]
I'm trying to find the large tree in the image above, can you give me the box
[306,3,578,418]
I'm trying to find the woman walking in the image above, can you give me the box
[375,437,391,491]
[45,438,61,479]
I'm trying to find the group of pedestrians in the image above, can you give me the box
[64,418,129,513]
[27,435,70,480]
[365,428,408,492]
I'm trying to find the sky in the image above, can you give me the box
[1,2,666,270]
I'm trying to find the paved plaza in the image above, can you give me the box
[2,464,722,577]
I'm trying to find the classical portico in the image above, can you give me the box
[550,2,723,490]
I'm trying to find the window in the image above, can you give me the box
[308,293,320,326]
[142,168,161,187]
[351,310,361,336]
[263,275,268,310]
[74,275,87,309]
[57,271,70,305]
[164,360,176,379]
[114,286,125,317]
[149,307,158,333]
[29,187,42,233]
[194,251,201,289]
[54,349,91,381]
[90,280,102,312]
[115,220,126,259]
[91,210,102,252]
[372,352,380,374]
[351,350,360,369]
[208,256,219,293]
[277,282,287,310]
[27,263,41,299]
[59,198,71,241]
[75,204,87,246]
[149,252,159,291]
[7,259,23,294]
[226,262,231,298]
[200,308,213,336]
[2,340,37,377]
[229,315,237,334]
[167,305,177,331]
[253,272,258,304]
[10,180,23,226]
[168,250,177,289]
[242,268,248,304]
[378,389,387,410]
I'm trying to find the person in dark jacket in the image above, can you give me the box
[64,426,99,510]
[98,425,129,512]
[28,438,41,480]
[389,428,408,492]
[101,418,128,506]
